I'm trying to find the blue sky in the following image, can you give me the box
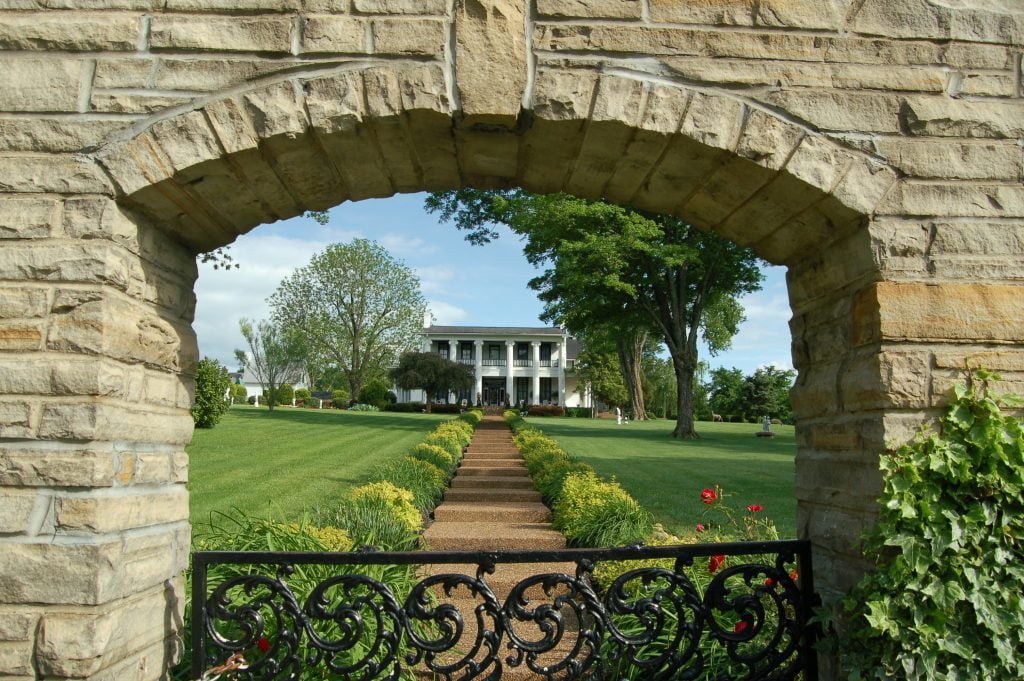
[193,192,794,375]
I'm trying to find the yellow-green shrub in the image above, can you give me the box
[344,481,423,548]
[433,420,472,447]
[534,459,591,502]
[460,409,483,426]
[370,456,447,512]
[554,471,654,548]
[410,443,455,475]
[423,430,463,460]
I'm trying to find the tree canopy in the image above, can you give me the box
[390,352,474,413]
[270,239,426,401]
[235,318,305,412]
[425,189,764,438]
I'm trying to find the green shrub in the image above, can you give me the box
[460,409,484,426]
[302,397,319,408]
[534,459,591,502]
[331,388,349,407]
[229,383,248,402]
[433,420,473,447]
[554,471,654,548]
[839,373,1024,680]
[371,456,446,512]
[384,402,425,412]
[246,395,256,405]
[410,443,455,475]
[423,431,462,460]
[276,383,294,405]
[192,357,232,428]
[359,379,396,408]
[349,403,380,412]
[336,482,422,550]
[294,387,311,400]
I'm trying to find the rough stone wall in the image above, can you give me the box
[0,0,1021,679]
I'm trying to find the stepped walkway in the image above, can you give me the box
[421,416,577,678]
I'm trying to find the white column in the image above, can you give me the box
[473,340,483,405]
[531,341,541,404]
[505,341,515,405]
[558,338,566,406]
[448,338,459,402]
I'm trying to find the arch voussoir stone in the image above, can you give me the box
[0,1,1021,679]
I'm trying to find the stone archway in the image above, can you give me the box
[0,1,1022,678]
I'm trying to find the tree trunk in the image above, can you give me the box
[616,332,648,420]
[671,352,699,438]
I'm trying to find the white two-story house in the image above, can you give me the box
[397,325,590,407]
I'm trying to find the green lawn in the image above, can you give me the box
[186,406,447,526]
[526,417,798,538]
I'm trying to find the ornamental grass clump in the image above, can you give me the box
[370,456,447,513]
[433,420,473,448]
[410,443,456,476]
[332,481,422,551]
[554,470,654,547]
[423,430,463,460]
[839,372,1024,681]
[459,409,484,426]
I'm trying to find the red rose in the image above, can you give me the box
[764,578,773,586]
[696,523,705,532]
[746,504,763,512]
[700,488,717,504]
[733,621,748,633]
[257,637,270,653]
[789,570,799,581]
[708,555,725,573]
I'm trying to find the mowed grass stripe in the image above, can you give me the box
[187,407,448,525]
[525,417,798,538]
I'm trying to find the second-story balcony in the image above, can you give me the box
[513,359,532,367]
[456,358,474,366]
[481,358,506,367]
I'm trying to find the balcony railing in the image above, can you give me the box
[481,359,506,367]
[513,359,532,367]
[191,540,818,681]
[456,358,474,365]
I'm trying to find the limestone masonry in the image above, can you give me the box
[0,0,1021,678]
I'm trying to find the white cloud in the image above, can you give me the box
[414,265,456,295]
[427,300,468,325]
[380,233,439,258]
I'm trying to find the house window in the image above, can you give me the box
[437,342,448,359]
[540,343,551,361]
[461,344,472,360]
[488,344,500,360]
[540,377,554,403]
[516,343,528,360]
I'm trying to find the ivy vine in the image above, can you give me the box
[840,371,1024,680]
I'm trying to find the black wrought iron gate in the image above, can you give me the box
[191,540,818,680]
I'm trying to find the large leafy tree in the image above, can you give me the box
[425,190,763,438]
[707,367,746,421]
[573,338,629,414]
[270,239,426,401]
[235,318,304,412]
[390,352,473,413]
[741,365,796,422]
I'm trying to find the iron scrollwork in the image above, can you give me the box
[193,542,817,680]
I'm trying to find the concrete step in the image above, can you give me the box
[433,501,550,523]
[465,449,521,459]
[421,560,578,596]
[460,457,528,468]
[443,488,543,503]
[457,465,529,477]
[423,522,566,551]
[451,475,535,490]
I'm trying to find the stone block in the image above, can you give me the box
[165,0,300,9]
[0,117,130,153]
[354,0,447,13]
[0,13,140,51]
[0,446,120,488]
[55,487,188,534]
[735,109,804,171]
[783,135,852,193]
[840,351,931,411]
[537,0,641,19]
[795,454,883,513]
[90,92,193,114]
[0,57,82,112]
[0,639,34,676]
[0,528,188,605]
[302,15,367,53]
[36,580,185,678]
[153,57,285,91]
[761,89,903,133]
[931,221,1024,257]
[0,241,135,290]
[0,488,39,533]
[0,154,110,194]
[649,0,755,25]
[0,609,37,641]
[849,0,1024,44]
[0,402,34,439]
[853,281,1024,346]
[372,18,445,55]
[0,288,48,318]
[0,321,44,351]
[874,139,1022,181]
[878,182,1024,219]
[900,96,1024,138]
[680,92,743,151]
[957,72,1017,97]
[456,0,527,127]
[93,58,153,89]
[38,401,195,445]
[150,15,292,53]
